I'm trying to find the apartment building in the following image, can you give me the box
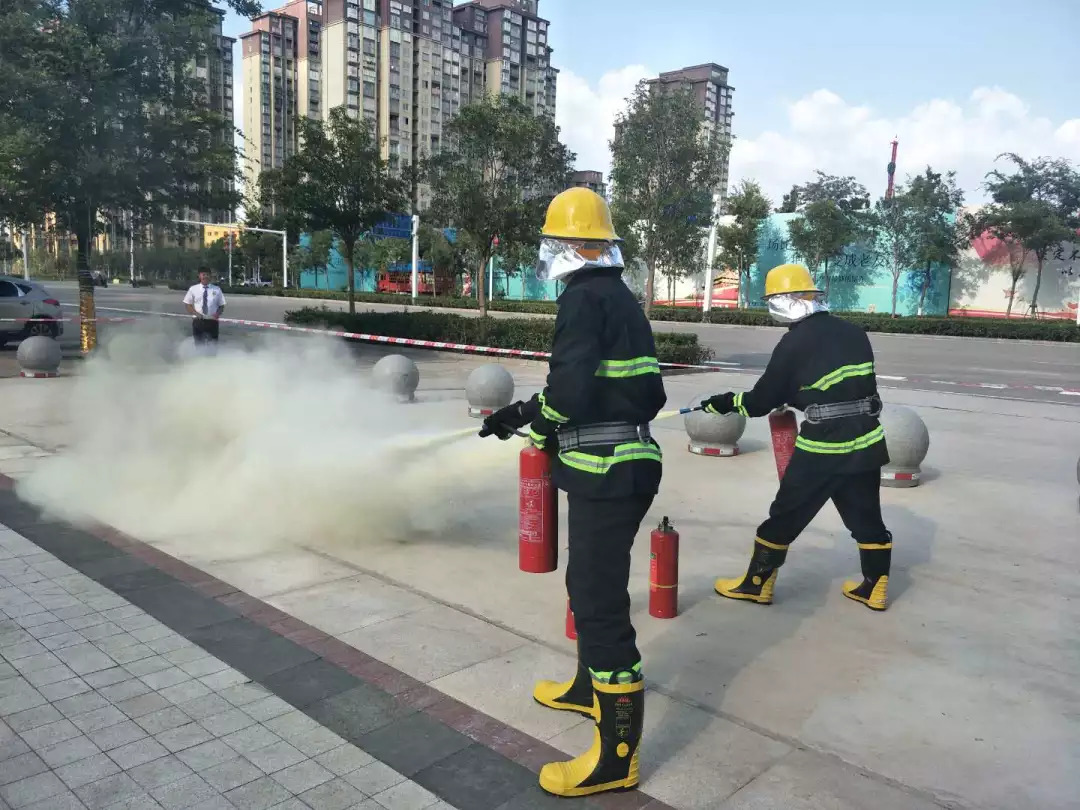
[571,170,606,199]
[648,63,734,197]
[240,0,558,210]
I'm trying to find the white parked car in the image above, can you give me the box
[0,276,63,347]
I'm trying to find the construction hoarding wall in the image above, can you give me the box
[666,209,1080,318]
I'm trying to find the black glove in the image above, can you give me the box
[701,393,735,415]
[479,400,534,440]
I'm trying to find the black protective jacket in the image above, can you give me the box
[711,311,889,474]
[525,267,667,498]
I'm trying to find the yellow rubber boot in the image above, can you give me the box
[715,539,788,605]
[533,661,597,719]
[843,537,892,611]
[539,673,644,798]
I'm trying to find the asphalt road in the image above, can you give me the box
[46,281,1080,406]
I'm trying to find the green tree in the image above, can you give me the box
[905,168,965,315]
[868,190,919,316]
[418,224,463,296]
[717,180,771,308]
[610,80,728,316]
[785,172,871,301]
[0,0,257,351]
[972,153,1080,316]
[424,94,574,316]
[273,107,407,313]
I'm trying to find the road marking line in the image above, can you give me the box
[977,384,1009,389]
[704,361,741,367]
[1061,391,1080,397]
[877,375,907,381]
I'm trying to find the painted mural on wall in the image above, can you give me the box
[668,209,1079,319]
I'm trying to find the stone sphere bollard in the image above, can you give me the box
[465,364,515,418]
[879,404,930,487]
[372,354,420,402]
[16,335,61,379]
[685,409,746,457]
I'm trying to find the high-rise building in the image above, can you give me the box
[572,170,606,199]
[648,63,734,197]
[239,0,558,210]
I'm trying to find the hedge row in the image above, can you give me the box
[172,283,1079,342]
[283,307,715,367]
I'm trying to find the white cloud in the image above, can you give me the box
[554,65,653,174]
[553,70,1080,205]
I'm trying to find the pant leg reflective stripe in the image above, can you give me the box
[802,362,875,392]
[539,392,569,424]
[560,442,663,475]
[857,542,893,550]
[794,425,885,454]
[733,392,749,417]
[594,357,661,378]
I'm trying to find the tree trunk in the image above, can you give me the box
[1006,273,1019,317]
[822,258,831,302]
[1028,254,1044,317]
[344,239,356,315]
[891,273,899,317]
[644,258,656,316]
[75,208,97,354]
[918,260,931,316]
[477,254,488,318]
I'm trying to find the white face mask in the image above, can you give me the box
[535,238,624,282]
[767,293,829,324]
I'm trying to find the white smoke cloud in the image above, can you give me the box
[555,69,1080,205]
[15,324,520,561]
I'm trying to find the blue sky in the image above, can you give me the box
[222,0,1080,203]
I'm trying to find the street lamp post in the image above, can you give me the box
[411,214,420,302]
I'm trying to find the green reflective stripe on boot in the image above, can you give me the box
[595,357,660,378]
[560,442,662,475]
[588,661,642,685]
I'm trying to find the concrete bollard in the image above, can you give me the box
[465,363,515,418]
[372,354,420,403]
[16,336,61,379]
[880,404,930,487]
[685,409,746,457]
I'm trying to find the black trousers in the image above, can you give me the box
[566,492,654,674]
[757,460,888,548]
[192,318,219,343]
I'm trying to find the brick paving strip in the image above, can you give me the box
[0,475,674,810]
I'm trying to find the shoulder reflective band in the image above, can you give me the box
[594,357,661,378]
[538,391,568,424]
[795,425,885,455]
[559,441,662,474]
[733,392,749,417]
[802,362,875,392]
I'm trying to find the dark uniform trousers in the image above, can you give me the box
[758,453,887,548]
[566,493,654,673]
[192,318,219,344]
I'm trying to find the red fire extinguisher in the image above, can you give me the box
[565,598,576,640]
[519,443,557,573]
[768,408,799,481]
[649,517,679,619]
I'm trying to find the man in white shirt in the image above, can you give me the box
[183,267,227,346]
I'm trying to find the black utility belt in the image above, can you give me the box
[556,422,652,452]
[803,395,882,425]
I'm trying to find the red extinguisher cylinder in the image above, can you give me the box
[768,409,799,481]
[649,517,679,619]
[565,598,577,640]
[519,444,558,573]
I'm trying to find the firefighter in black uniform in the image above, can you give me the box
[701,263,894,611]
[479,187,666,798]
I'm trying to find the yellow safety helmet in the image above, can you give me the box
[541,187,620,242]
[764,263,822,298]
